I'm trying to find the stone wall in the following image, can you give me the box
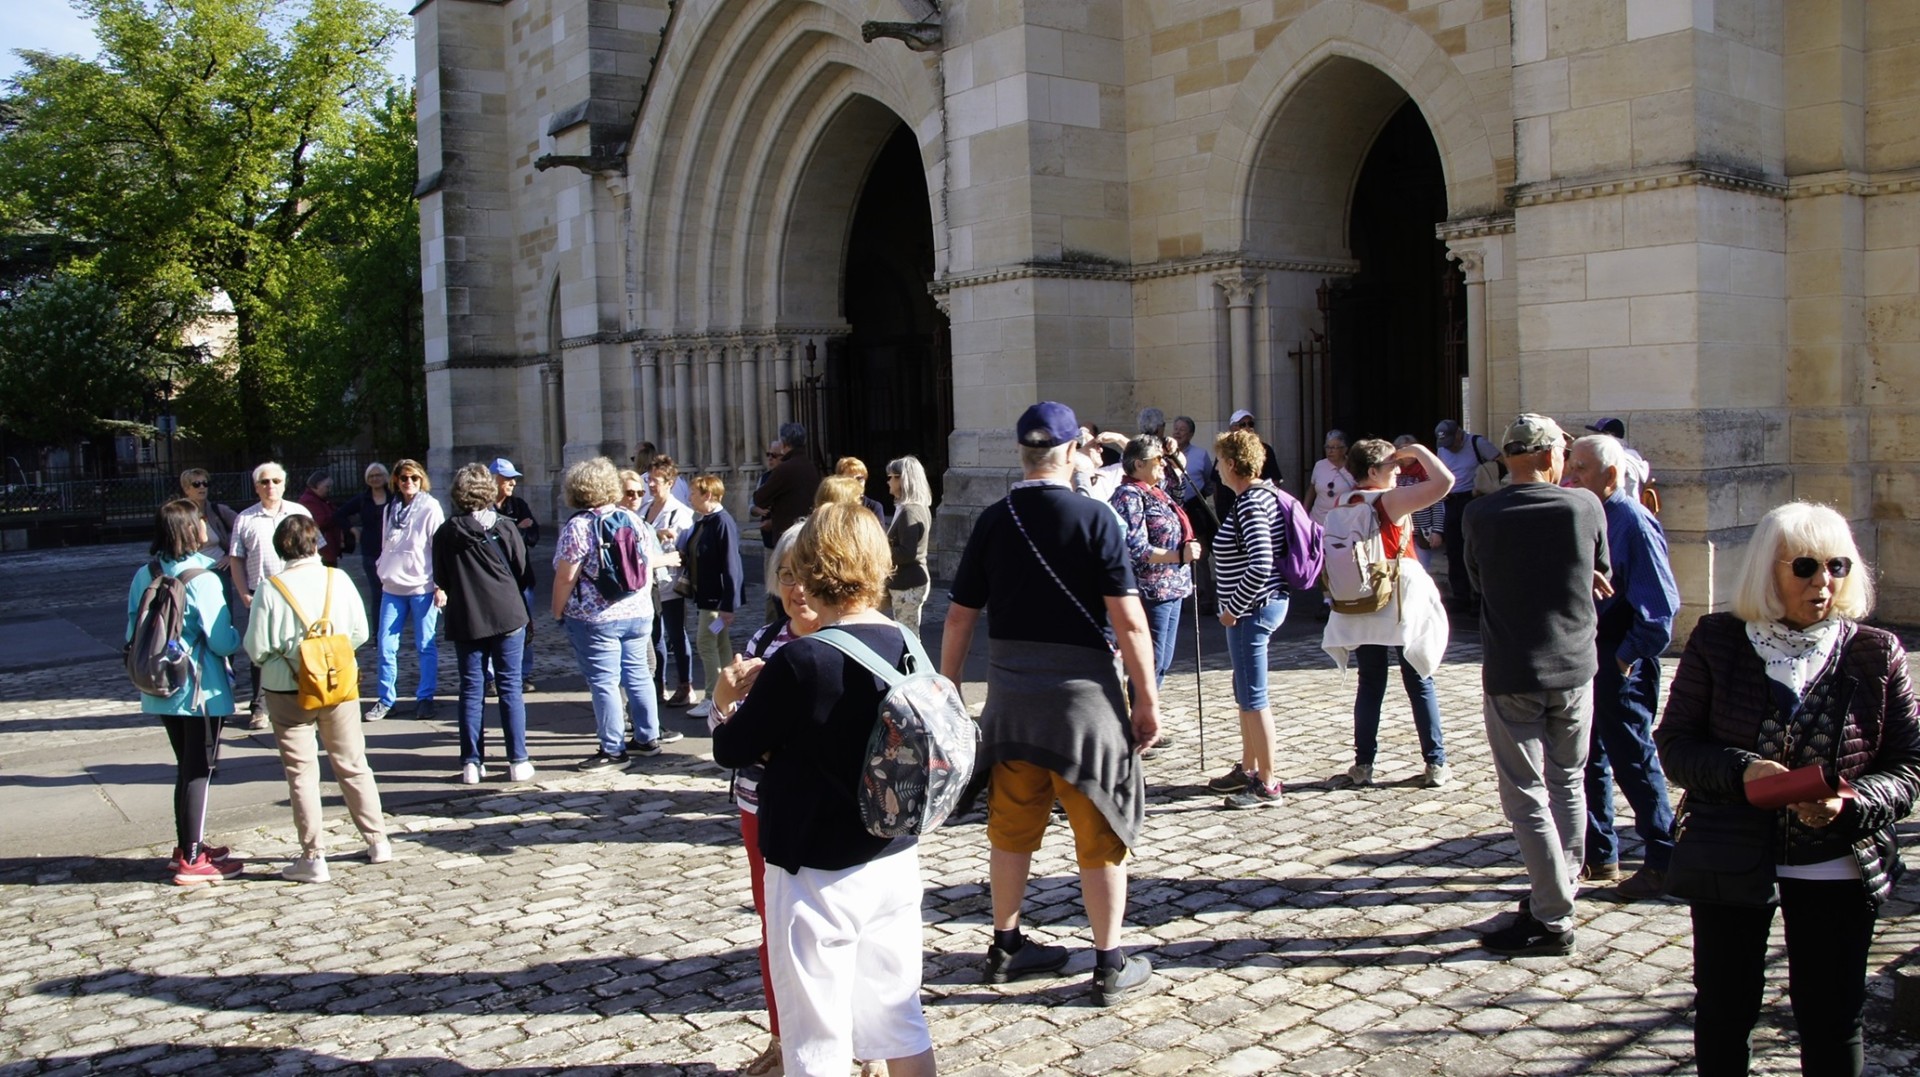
[416,0,1920,625]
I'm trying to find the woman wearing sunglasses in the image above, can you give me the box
[1655,501,1920,1077]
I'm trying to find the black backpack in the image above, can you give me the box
[126,559,208,698]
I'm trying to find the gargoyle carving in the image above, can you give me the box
[861,21,942,51]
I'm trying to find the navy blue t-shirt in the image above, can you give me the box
[948,484,1138,652]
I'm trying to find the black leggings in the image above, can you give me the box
[162,716,226,854]
[1690,878,1875,1077]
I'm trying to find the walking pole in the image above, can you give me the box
[1192,574,1206,774]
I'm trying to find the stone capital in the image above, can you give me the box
[1214,273,1260,305]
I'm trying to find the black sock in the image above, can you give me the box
[1095,947,1126,971]
[993,928,1024,953]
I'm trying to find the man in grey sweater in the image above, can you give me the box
[1461,413,1611,957]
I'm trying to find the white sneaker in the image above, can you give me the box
[366,840,393,864]
[1347,763,1374,786]
[508,761,535,782]
[460,762,485,785]
[282,857,330,884]
[1421,763,1452,788]
[687,700,714,719]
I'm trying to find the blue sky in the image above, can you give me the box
[2,0,419,85]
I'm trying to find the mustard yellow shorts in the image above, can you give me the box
[986,760,1129,869]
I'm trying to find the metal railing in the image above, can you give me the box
[0,458,384,549]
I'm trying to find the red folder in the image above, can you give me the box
[1745,765,1856,811]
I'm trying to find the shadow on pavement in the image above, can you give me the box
[32,951,760,1018]
[0,1045,728,1076]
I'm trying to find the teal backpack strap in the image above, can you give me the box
[810,625,911,687]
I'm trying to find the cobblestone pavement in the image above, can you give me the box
[3,543,1920,1074]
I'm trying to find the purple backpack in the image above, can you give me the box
[1248,483,1324,593]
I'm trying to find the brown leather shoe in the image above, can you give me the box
[1613,866,1667,901]
[665,687,692,708]
[1579,860,1622,883]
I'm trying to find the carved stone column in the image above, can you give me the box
[774,340,795,429]
[1216,273,1261,418]
[1446,244,1491,437]
[740,341,762,468]
[637,344,663,448]
[539,363,564,470]
[671,345,695,465]
[704,343,727,468]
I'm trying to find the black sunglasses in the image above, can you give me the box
[1781,556,1852,579]
[188,480,208,488]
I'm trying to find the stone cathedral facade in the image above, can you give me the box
[414,0,1920,630]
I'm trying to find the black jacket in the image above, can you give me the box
[689,509,745,612]
[497,494,542,549]
[430,513,534,642]
[1656,613,1920,908]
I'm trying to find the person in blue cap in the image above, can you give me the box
[941,400,1164,1008]
[491,458,542,690]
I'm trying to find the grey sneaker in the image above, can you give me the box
[1206,762,1250,793]
[1347,763,1374,786]
[1223,775,1282,810]
[1420,762,1452,788]
[1091,953,1154,1006]
[247,712,270,732]
[363,702,391,723]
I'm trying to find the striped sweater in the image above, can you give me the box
[1213,482,1288,617]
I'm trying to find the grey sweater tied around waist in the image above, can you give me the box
[980,638,1145,851]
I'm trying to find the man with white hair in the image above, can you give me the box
[1585,418,1651,504]
[1565,433,1680,901]
[229,461,314,726]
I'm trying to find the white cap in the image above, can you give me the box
[1228,409,1254,425]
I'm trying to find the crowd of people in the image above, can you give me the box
[124,400,1918,1077]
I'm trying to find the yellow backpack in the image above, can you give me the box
[266,571,359,710]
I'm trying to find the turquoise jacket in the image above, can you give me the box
[125,552,241,717]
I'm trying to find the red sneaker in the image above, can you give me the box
[172,852,244,886]
[168,846,230,871]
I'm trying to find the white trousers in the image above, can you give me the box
[764,844,932,1075]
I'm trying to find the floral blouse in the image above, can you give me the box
[1108,480,1194,603]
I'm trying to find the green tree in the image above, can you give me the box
[300,88,426,453]
[0,0,408,457]
[0,271,169,447]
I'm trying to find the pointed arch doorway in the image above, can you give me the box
[1325,99,1465,444]
[781,111,950,504]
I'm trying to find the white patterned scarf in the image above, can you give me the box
[1745,617,1844,700]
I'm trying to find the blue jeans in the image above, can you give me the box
[376,592,441,708]
[652,596,692,693]
[485,586,538,684]
[1585,655,1675,870]
[1352,644,1445,766]
[1142,598,1183,688]
[564,616,658,754]
[1224,597,1289,711]
[456,629,528,766]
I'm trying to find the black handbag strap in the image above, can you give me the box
[1003,492,1116,656]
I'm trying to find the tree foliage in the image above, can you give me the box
[0,272,170,445]
[0,0,413,459]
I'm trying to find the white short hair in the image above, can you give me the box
[1730,502,1874,623]
[1572,434,1626,487]
[1020,443,1071,472]
[252,461,286,484]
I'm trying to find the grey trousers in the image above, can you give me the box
[1482,686,1592,932]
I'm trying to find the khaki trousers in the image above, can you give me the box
[264,691,388,858]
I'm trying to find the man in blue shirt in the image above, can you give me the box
[1567,434,1681,901]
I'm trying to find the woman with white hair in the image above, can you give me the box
[340,462,393,614]
[1656,501,1920,1077]
[883,455,934,635]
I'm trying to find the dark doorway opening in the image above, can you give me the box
[1323,99,1464,444]
[809,124,950,506]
